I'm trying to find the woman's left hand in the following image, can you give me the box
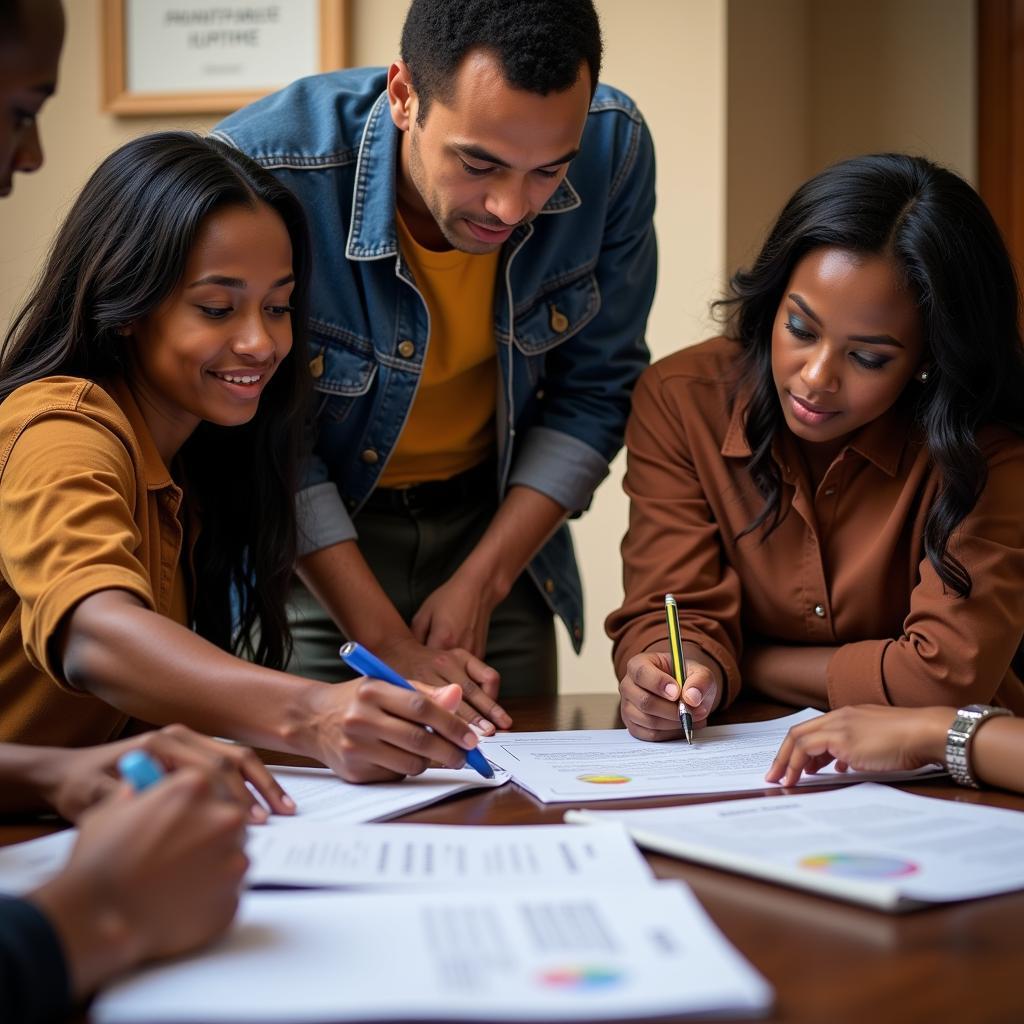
[42,725,295,823]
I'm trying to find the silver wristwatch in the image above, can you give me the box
[945,704,1012,788]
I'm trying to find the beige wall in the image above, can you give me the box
[559,0,728,693]
[808,0,975,180]
[726,0,809,274]
[725,0,976,279]
[0,0,975,696]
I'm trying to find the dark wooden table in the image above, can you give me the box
[4,693,1022,1023]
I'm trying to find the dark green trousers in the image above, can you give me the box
[285,495,558,698]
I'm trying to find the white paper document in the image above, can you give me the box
[92,883,773,1022]
[268,763,509,824]
[246,821,652,889]
[0,767,508,896]
[0,828,76,895]
[567,782,1024,911]
[482,709,942,802]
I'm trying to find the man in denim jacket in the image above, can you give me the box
[214,0,655,727]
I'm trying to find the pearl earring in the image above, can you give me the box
[917,369,929,383]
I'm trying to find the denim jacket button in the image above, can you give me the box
[549,305,569,333]
[397,340,415,358]
[361,448,380,465]
[544,578,556,594]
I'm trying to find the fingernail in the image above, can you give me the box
[469,722,491,738]
[664,683,679,699]
[250,805,268,823]
[685,687,701,704]
[462,732,478,748]
[281,795,296,812]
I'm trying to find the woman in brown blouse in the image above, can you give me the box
[608,153,1024,740]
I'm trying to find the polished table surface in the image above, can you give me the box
[4,692,1023,1023]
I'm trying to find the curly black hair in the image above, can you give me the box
[400,0,602,121]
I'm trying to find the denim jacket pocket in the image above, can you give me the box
[509,271,600,356]
[308,322,377,424]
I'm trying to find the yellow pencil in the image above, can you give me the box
[665,594,693,744]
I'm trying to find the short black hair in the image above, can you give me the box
[400,0,602,121]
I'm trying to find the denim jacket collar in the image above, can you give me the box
[345,91,582,262]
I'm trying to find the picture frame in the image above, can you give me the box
[101,0,349,116]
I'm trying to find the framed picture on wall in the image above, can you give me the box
[101,0,349,115]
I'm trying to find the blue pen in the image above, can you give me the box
[339,641,494,779]
[117,749,165,792]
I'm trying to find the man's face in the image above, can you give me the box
[391,49,591,253]
[0,0,64,197]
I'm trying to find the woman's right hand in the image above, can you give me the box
[302,677,485,783]
[619,650,719,741]
[29,766,248,1000]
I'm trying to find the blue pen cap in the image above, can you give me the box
[117,749,165,792]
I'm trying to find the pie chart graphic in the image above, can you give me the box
[799,853,919,879]
[539,965,624,990]
[576,773,631,784]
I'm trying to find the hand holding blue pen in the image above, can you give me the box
[340,642,495,779]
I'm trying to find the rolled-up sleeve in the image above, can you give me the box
[606,366,743,705]
[827,433,1024,709]
[0,412,156,685]
[295,481,357,556]
[507,426,611,512]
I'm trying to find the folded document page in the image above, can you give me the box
[567,782,1024,911]
[92,883,773,1022]
[267,763,509,825]
[482,709,942,802]
[246,821,653,888]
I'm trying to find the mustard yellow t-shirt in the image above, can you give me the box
[0,376,189,746]
[379,210,500,486]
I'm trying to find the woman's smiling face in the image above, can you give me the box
[771,246,926,453]
[127,201,295,463]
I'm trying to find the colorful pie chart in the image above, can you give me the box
[800,852,919,879]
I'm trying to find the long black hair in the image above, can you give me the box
[0,131,311,666]
[717,153,1024,597]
